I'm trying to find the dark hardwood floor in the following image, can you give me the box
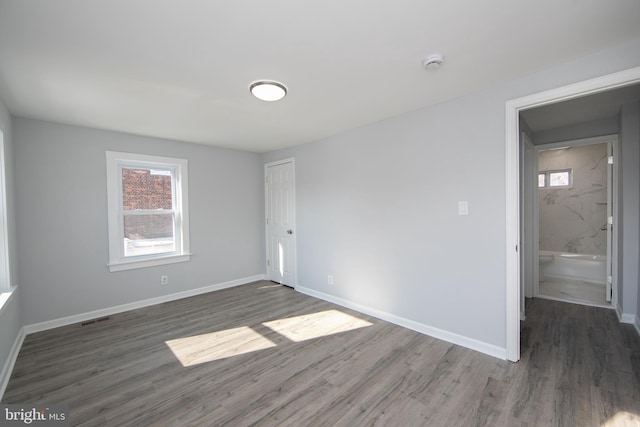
[3,281,640,426]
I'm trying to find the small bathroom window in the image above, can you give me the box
[538,169,572,189]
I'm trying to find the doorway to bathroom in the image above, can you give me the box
[506,69,640,362]
[534,137,616,308]
[516,78,640,318]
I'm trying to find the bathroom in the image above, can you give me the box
[537,142,611,307]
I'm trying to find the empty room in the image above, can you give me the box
[1,1,640,426]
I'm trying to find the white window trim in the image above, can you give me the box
[106,151,191,272]
[0,129,10,293]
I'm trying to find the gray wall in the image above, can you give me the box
[14,118,265,325]
[0,96,21,383]
[619,101,640,318]
[637,103,640,330]
[264,36,640,350]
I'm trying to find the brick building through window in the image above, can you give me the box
[121,168,174,240]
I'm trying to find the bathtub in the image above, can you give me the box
[539,250,607,284]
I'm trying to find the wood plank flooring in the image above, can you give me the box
[3,281,640,426]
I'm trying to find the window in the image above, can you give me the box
[538,169,572,189]
[106,151,190,272]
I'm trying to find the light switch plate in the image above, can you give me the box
[458,201,469,215]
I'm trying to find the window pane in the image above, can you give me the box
[122,167,173,210]
[123,213,175,257]
[538,173,546,188]
[549,171,570,187]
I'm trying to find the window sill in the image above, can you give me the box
[0,286,17,317]
[108,254,191,272]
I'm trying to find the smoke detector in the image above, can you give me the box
[422,54,444,70]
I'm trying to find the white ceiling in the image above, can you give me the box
[1,1,639,153]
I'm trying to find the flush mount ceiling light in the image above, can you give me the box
[249,80,288,101]
[422,54,444,70]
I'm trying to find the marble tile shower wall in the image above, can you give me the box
[538,143,608,255]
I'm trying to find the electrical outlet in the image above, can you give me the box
[161,275,168,285]
[328,275,334,285]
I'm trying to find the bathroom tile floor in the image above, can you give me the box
[538,277,611,308]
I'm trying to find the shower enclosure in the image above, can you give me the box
[536,140,614,307]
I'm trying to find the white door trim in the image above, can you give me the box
[264,158,297,288]
[505,66,640,362]
[532,137,540,299]
[520,131,535,318]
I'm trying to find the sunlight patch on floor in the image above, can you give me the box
[262,309,373,342]
[165,309,372,367]
[165,326,276,367]
[257,283,283,290]
[601,411,640,426]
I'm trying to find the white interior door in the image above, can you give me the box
[265,160,296,287]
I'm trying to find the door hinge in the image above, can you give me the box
[608,216,613,225]
[267,259,270,266]
[607,276,613,284]
[266,217,269,225]
[608,156,614,165]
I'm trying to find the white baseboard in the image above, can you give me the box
[620,313,635,323]
[296,285,507,360]
[0,326,25,400]
[616,307,635,325]
[615,307,640,337]
[24,274,266,335]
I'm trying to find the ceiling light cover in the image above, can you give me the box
[250,81,288,101]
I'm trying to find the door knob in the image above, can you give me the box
[287,229,293,234]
